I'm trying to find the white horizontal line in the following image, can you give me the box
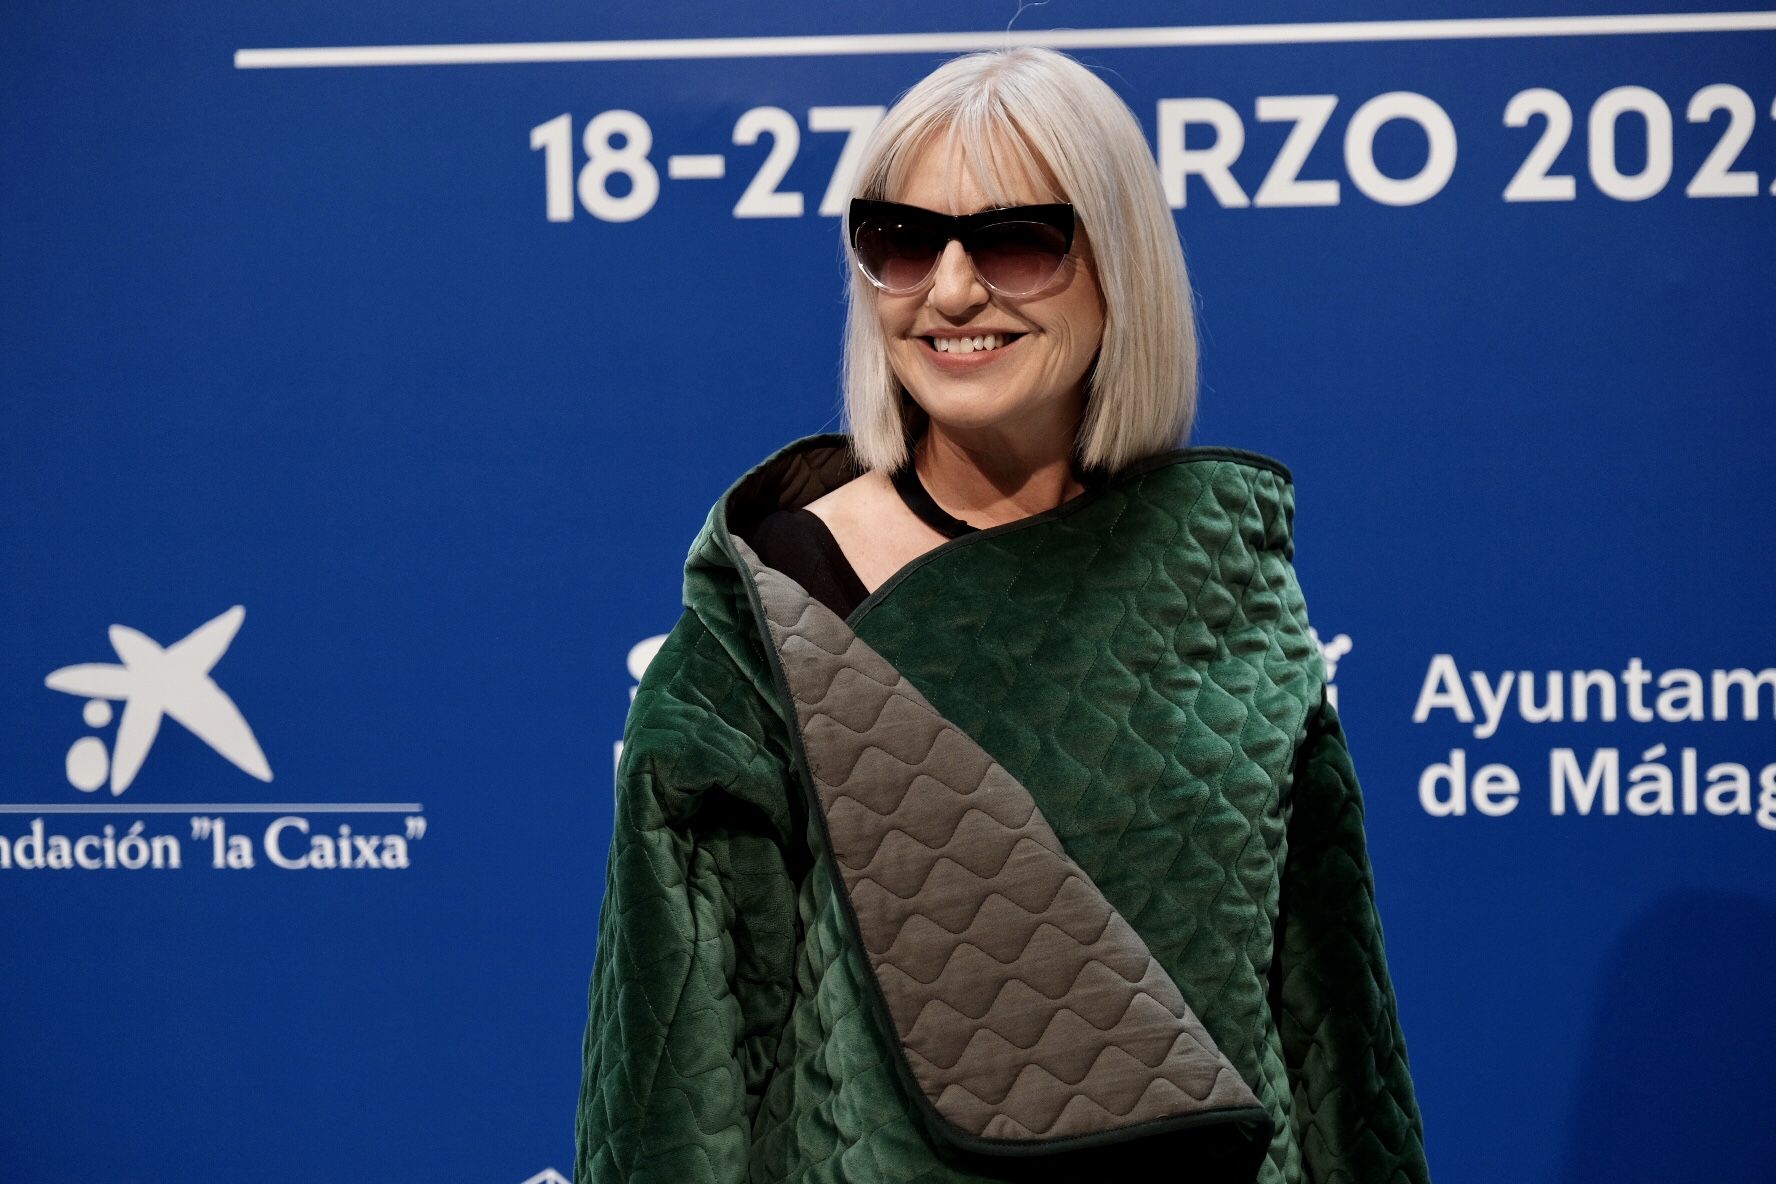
[0,803,424,814]
[233,12,1776,69]
[667,154,726,179]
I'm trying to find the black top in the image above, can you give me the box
[748,507,876,620]
[747,452,1102,620]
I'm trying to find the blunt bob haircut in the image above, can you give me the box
[841,47,1198,475]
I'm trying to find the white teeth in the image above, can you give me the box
[932,333,1010,355]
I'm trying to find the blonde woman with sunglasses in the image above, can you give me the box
[578,46,1431,1184]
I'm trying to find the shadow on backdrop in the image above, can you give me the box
[1560,891,1775,1183]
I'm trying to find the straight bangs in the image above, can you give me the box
[875,105,1062,211]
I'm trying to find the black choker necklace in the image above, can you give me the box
[890,460,977,538]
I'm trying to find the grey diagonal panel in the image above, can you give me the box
[736,544,1262,1143]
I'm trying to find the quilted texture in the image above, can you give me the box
[740,549,1269,1154]
[576,433,1431,1184]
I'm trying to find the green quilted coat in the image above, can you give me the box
[577,433,1430,1184]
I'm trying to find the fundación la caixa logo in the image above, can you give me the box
[1,605,426,873]
[44,604,273,796]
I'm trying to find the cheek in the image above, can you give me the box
[872,291,917,339]
[1056,300,1106,362]
[1077,301,1107,363]
[1079,272,1108,346]
[1045,267,1106,361]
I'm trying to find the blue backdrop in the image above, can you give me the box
[3,4,1772,1181]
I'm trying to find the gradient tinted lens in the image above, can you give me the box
[966,221,1070,295]
[852,205,1072,295]
[854,220,945,291]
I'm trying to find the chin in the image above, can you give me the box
[908,392,1045,432]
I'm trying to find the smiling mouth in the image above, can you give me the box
[922,332,1024,355]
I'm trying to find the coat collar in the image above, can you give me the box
[682,430,1295,623]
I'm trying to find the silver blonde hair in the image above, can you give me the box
[841,47,1197,474]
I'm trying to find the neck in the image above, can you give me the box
[913,413,1086,529]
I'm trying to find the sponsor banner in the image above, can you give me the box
[2,4,1770,1181]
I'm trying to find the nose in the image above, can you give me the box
[926,238,988,317]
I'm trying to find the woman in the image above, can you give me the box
[577,47,1431,1184]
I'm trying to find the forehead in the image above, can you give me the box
[887,123,1062,215]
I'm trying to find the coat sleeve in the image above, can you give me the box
[575,612,800,1183]
[1274,693,1432,1183]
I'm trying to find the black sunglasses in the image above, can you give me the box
[847,198,1077,298]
